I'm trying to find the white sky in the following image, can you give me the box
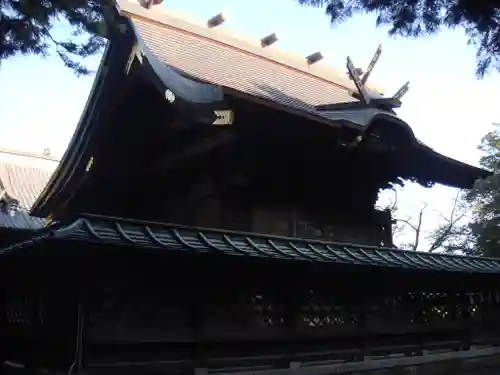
[0,0,499,248]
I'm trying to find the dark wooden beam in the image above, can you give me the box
[151,130,237,172]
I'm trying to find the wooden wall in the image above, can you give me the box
[166,176,394,247]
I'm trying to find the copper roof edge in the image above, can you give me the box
[116,0,386,95]
[31,43,115,217]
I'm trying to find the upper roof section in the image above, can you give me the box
[116,1,490,184]
[28,1,491,219]
[116,0,384,115]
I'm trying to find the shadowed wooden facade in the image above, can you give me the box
[2,216,500,374]
[31,1,488,240]
[0,1,496,375]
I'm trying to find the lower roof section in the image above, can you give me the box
[0,211,46,231]
[3,213,500,275]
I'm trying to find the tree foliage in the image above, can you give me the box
[426,123,500,257]
[461,123,500,256]
[0,0,112,75]
[426,191,472,253]
[298,0,500,77]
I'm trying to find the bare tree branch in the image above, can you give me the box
[428,190,468,252]
[394,203,427,251]
[380,187,468,252]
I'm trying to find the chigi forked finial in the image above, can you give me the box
[315,45,410,114]
[346,45,410,111]
[346,44,383,105]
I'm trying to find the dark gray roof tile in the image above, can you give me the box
[3,214,497,275]
[0,211,46,231]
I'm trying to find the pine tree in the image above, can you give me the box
[0,0,113,76]
[298,0,500,77]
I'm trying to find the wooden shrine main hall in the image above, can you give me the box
[1,1,500,374]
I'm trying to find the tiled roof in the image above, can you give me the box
[0,149,59,210]
[118,0,377,118]
[0,163,54,210]
[2,214,500,274]
[0,149,58,230]
[0,211,46,231]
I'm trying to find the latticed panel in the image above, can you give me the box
[203,289,286,334]
[89,285,289,341]
[0,295,77,336]
[299,289,357,328]
[87,278,500,346]
[89,283,193,341]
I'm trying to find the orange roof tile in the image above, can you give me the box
[117,0,385,116]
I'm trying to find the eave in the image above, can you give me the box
[219,90,491,189]
[6,213,500,275]
[332,109,492,188]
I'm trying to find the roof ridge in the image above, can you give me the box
[0,148,60,162]
[116,0,386,95]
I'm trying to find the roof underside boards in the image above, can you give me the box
[3,214,500,275]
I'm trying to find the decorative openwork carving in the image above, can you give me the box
[1,216,500,371]
[3,278,499,348]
